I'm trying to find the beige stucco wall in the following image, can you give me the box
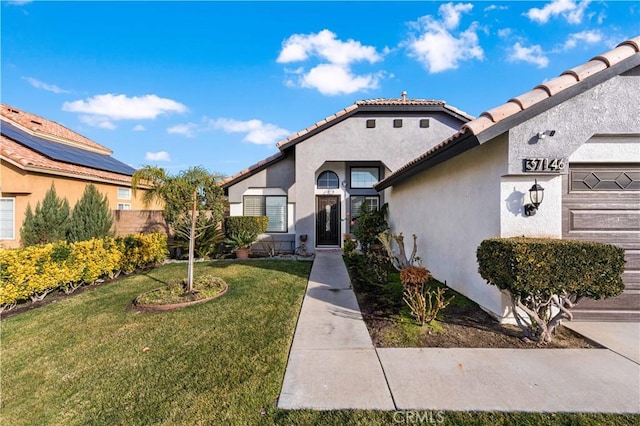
[295,115,462,250]
[386,135,509,317]
[0,161,161,248]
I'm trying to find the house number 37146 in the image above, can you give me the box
[524,158,565,172]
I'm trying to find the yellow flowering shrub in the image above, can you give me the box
[0,233,167,311]
[116,233,168,273]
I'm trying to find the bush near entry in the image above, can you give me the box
[0,233,168,312]
[477,237,625,343]
[223,216,268,239]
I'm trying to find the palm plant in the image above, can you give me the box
[131,165,227,292]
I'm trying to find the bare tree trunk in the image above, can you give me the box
[187,191,197,293]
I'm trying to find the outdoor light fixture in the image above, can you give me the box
[537,130,556,140]
[524,179,545,216]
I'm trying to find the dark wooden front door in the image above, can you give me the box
[316,196,340,246]
[562,164,640,321]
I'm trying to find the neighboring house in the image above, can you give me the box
[376,37,640,321]
[0,104,164,248]
[222,96,473,253]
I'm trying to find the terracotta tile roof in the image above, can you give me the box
[221,151,285,186]
[1,134,132,184]
[224,96,472,188]
[376,36,640,190]
[0,103,111,154]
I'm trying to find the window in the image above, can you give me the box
[0,198,15,240]
[350,167,380,188]
[117,203,132,210]
[118,187,131,200]
[243,195,287,232]
[393,119,403,128]
[351,195,379,219]
[366,119,376,128]
[317,171,339,189]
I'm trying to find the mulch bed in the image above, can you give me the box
[349,264,600,349]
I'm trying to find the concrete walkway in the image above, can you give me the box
[278,251,640,413]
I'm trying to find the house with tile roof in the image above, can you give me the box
[222,95,473,254]
[0,104,164,248]
[376,37,640,322]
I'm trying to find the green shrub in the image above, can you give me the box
[353,203,389,253]
[224,216,268,238]
[116,233,168,273]
[20,183,70,246]
[172,213,224,259]
[67,184,114,242]
[477,237,625,343]
[0,233,168,312]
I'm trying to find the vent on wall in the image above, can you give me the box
[366,119,376,128]
[420,119,430,128]
[393,119,403,128]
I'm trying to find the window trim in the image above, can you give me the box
[0,197,16,240]
[117,187,132,200]
[243,194,288,233]
[350,166,380,189]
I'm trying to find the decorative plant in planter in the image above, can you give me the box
[134,274,228,311]
[379,231,454,325]
[226,230,258,259]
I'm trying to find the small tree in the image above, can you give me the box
[67,184,114,242]
[20,183,70,246]
[131,165,226,292]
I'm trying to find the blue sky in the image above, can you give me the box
[2,1,638,178]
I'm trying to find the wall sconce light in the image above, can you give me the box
[341,180,348,189]
[537,130,556,140]
[524,179,545,216]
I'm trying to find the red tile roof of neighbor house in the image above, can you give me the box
[0,104,133,184]
[0,104,112,154]
[376,36,640,190]
[222,97,473,187]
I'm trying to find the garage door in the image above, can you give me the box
[562,164,640,321]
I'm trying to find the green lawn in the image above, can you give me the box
[1,260,637,425]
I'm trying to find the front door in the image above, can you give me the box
[316,195,340,246]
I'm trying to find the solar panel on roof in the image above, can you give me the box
[1,120,136,176]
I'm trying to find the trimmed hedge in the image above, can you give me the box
[224,216,268,238]
[0,233,168,312]
[477,237,625,300]
[477,237,625,343]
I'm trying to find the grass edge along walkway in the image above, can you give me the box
[1,260,638,425]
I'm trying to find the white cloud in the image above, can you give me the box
[22,77,70,94]
[497,28,512,38]
[277,29,381,65]
[525,0,591,24]
[63,94,187,129]
[439,2,474,30]
[484,5,508,13]
[78,115,116,130]
[277,29,385,95]
[145,151,171,162]
[406,3,484,74]
[133,124,146,131]
[207,118,290,145]
[562,30,603,50]
[167,122,198,138]
[508,42,549,68]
